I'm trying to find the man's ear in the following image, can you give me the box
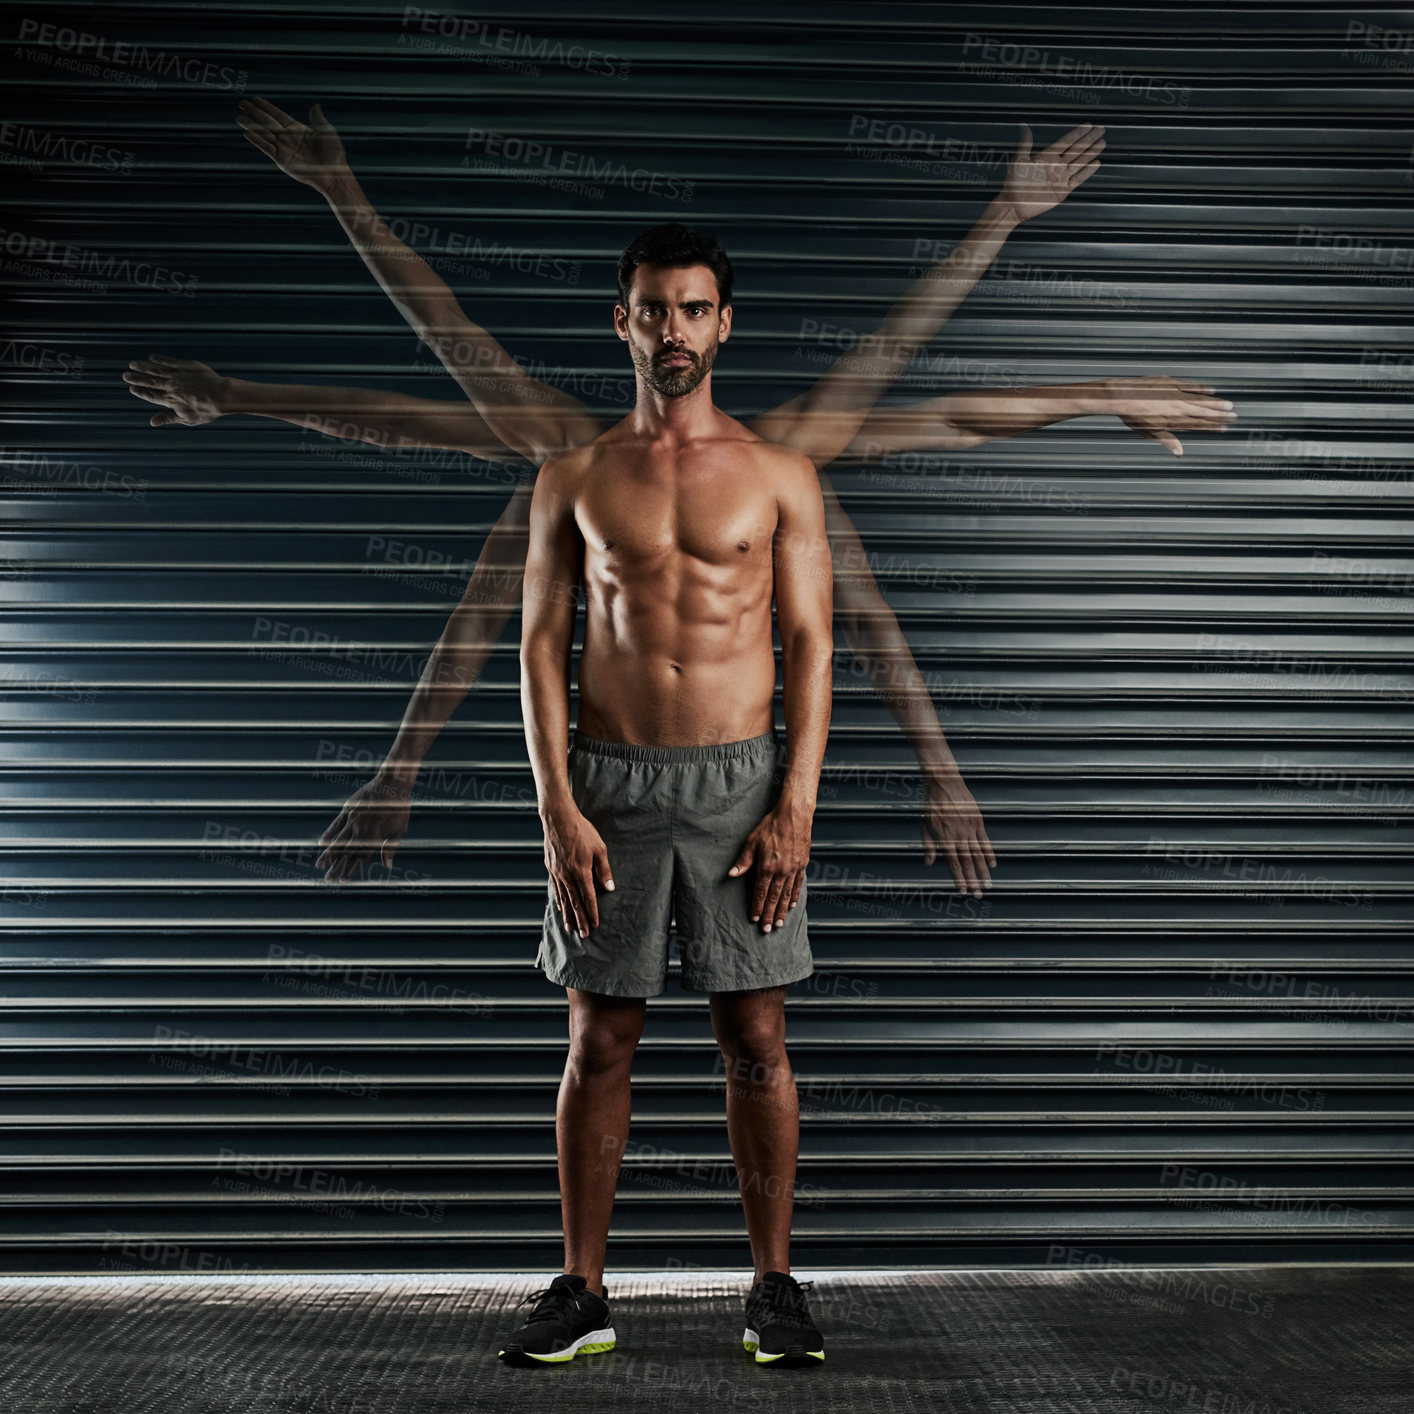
[613,303,629,341]
[718,304,732,342]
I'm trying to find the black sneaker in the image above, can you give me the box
[497,1273,616,1365]
[743,1270,824,1366]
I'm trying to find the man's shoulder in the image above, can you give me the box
[746,434,818,488]
[715,415,814,476]
[536,437,604,491]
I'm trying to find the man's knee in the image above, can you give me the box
[567,998,643,1074]
[713,996,787,1068]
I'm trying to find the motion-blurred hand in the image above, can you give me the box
[237,96,350,192]
[123,354,228,427]
[921,770,995,898]
[1108,375,1237,456]
[1000,121,1106,221]
[317,772,413,884]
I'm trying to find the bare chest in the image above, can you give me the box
[577,454,778,572]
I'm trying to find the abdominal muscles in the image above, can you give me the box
[577,554,777,744]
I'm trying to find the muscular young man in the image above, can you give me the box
[122,112,1235,1363]
[510,224,833,1366]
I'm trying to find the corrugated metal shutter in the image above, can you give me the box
[3,2,1411,1273]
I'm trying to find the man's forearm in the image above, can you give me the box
[217,376,515,458]
[844,380,1117,459]
[835,586,959,781]
[380,494,531,783]
[869,196,1022,374]
[823,479,959,778]
[315,171,602,461]
[317,170,461,337]
[923,380,1114,441]
[755,197,1021,466]
[520,643,575,814]
[777,631,833,815]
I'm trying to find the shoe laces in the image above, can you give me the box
[520,1281,583,1324]
[760,1276,815,1325]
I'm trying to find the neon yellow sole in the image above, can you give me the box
[499,1329,616,1363]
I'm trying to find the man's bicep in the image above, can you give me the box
[773,453,834,636]
[843,398,977,460]
[521,460,582,642]
[425,312,605,461]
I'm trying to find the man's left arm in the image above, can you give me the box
[747,121,1105,466]
[840,377,1236,460]
[728,450,833,934]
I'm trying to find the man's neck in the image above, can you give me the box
[627,375,722,442]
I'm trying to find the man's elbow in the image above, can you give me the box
[410,298,471,354]
[782,623,835,672]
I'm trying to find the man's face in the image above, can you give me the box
[615,262,731,398]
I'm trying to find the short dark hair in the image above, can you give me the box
[617,223,734,310]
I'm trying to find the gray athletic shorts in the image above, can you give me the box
[536,730,814,998]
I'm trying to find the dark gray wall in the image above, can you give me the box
[2,2,1411,1273]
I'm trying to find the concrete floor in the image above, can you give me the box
[0,1266,1409,1413]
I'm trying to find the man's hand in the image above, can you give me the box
[999,121,1105,222]
[921,771,995,898]
[122,355,229,427]
[317,772,414,883]
[1107,375,1237,456]
[541,800,614,939]
[237,96,349,193]
[728,803,813,934]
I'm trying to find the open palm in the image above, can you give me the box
[1001,122,1106,222]
[237,96,348,190]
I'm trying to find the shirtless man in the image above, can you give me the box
[508,225,833,1366]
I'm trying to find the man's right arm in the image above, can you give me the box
[236,97,605,464]
[520,453,613,938]
[123,354,529,464]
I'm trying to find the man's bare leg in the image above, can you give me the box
[711,986,798,1280]
[559,987,646,1294]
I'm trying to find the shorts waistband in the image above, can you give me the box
[570,730,781,766]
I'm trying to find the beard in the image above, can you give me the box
[632,337,717,398]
